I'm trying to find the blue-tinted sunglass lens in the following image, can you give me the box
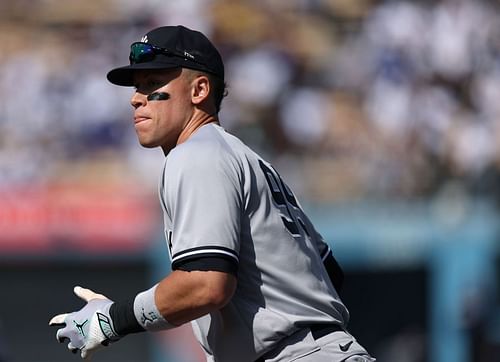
[129,43,155,64]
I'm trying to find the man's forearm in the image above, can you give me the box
[112,269,237,335]
[155,269,237,325]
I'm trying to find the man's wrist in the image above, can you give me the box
[109,299,145,336]
[109,285,175,336]
[133,284,175,331]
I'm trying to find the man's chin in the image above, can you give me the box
[138,139,159,149]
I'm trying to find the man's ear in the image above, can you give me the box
[191,75,210,106]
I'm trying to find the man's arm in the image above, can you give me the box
[112,269,237,333]
[49,270,236,359]
[299,211,344,293]
[319,247,344,293]
[155,269,237,325]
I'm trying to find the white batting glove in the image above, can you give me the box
[49,286,121,360]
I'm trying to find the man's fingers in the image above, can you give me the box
[49,313,68,326]
[67,342,79,354]
[58,336,70,344]
[56,327,70,343]
[73,286,107,302]
[81,347,94,360]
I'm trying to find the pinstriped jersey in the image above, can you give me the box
[159,123,349,362]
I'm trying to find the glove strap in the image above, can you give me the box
[97,311,121,342]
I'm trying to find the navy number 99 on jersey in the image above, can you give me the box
[258,160,310,238]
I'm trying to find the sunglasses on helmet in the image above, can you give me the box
[129,42,204,66]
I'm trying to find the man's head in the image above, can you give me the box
[107,26,227,153]
[107,25,226,112]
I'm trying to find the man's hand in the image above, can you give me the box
[49,286,121,360]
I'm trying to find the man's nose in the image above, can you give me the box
[130,91,147,109]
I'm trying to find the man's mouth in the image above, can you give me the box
[134,116,150,124]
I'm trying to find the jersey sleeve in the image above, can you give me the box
[162,141,242,275]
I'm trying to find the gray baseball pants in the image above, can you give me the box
[259,327,376,362]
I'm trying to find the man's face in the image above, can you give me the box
[130,68,193,152]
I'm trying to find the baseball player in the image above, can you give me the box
[49,25,375,362]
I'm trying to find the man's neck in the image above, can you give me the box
[161,113,219,155]
[178,113,219,145]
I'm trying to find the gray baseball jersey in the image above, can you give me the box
[159,123,349,362]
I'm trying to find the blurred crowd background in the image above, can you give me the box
[1,0,500,362]
[2,0,500,203]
